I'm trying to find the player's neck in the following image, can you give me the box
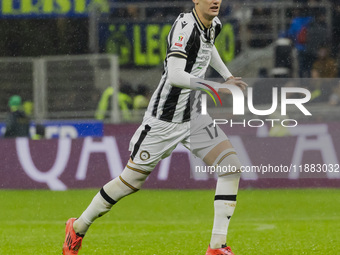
[194,8,213,29]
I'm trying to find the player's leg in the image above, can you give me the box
[63,159,152,255]
[72,159,151,236]
[203,140,241,251]
[63,117,183,254]
[187,116,241,254]
[63,123,155,254]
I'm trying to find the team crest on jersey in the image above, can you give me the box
[140,150,150,161]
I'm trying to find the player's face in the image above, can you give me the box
[194,0,221,20]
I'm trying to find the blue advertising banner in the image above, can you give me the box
[0,0,109,18]
[0,120,103,138]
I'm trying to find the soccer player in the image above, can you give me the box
[62,0,247,254]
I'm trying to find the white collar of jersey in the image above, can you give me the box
[192,8,215,42]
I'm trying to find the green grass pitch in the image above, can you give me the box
[0,188,339,254]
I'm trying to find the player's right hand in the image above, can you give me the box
[218,77,248,94]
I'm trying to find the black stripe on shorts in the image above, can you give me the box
[131,124,151,160]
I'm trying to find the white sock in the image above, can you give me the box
[210,199,236,248]
[73,190,114,235]
[73,169,143,236]
[73,164,149,236]
[210,175,239,249]
[210,234,228,249]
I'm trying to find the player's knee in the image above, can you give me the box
[213,148,242,178]
[120,161,151,190]
[102,177,133,202]
[214,149,241,195]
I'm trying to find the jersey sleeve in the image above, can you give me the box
[168,57,222,91]
[210,45,232,80]
[167,14,193,60]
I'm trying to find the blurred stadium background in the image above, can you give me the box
[0,0,339,189]
[1,0,340,124]
[0,0,339,188]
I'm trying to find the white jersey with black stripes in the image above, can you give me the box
[145,8,222,123]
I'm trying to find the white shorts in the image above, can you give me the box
[129,114,228,169]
